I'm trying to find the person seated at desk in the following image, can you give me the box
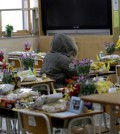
[40,34,78,88]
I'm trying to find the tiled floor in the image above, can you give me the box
[0,118,19,134]
[0,117,109,134]
[0,118,8,134]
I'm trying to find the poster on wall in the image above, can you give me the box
[113,0,119,27]
[113,0,119,10]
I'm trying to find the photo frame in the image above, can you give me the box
[69,96,84,114]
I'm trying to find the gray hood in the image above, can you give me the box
[50,34,78,58]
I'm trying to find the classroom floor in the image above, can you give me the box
[0,109,118,134]
[0,118,110,134]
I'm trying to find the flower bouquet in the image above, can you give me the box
[24,42,32,52]
[104,42,115,55]
[73,58,92,76]
[0,51,4,62]
[63,76,80,100]
[63,58,96,100]
[21,53,36,70]
[2,69,13,84]
[78,77,96,96]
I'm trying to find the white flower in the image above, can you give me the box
[69,63,75,70]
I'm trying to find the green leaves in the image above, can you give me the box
[21,54,35,70]
[5,24,14,32]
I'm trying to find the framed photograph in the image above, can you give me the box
[69,96,84,114]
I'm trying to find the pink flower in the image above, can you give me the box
[24,42,32,48]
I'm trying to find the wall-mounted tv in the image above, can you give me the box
[41,0,112,35]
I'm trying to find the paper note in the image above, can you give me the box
[114,11,119,27]
[35,60,38,65]
[11,61,15,66]
[28,116,36,126]
[49,111,78,118]
[113,0,119,10]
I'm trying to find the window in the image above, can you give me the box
[0,0,39,37]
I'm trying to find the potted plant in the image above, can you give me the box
[104,42,115,55]
[5,24,14,37]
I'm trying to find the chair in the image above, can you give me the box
[17,109,52,134]
[0,107,20,134]
[8,58,22,70]
[116,65,120,85]
[34,59,43,70]
[31,84,50,95]
[51,110,103,134]
[68,113,96,134]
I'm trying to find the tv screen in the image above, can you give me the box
[41,0,112,35]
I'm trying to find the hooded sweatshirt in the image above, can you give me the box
[40,34,78,88]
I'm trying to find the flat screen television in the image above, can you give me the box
[41,0,112,35]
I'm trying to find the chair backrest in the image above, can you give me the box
[8,58,22,70]
[17,109,52,134]
[116,65,120,85]
[34,59,43,70]
[31,84,50,95]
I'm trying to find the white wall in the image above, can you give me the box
[0,36,40,59]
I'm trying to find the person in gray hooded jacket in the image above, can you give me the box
[40,34,78,88]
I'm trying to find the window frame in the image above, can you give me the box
[0,0,38,37]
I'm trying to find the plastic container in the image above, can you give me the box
[99,51,104,59]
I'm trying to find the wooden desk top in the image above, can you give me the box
[21,77,55,86]
[81,92,120,106]
[48,110,102,120]
[13,108,102,120]
[89,71,116,77]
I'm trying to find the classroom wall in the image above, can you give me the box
[0,36,40,59]
[39,35,118,83]
[39,35,114,60]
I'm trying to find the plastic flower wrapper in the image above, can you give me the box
[115,37,120,50]
[17,69,36,82]
[94,77,113,94]
[104,42,115,55]
[77,76,96,95]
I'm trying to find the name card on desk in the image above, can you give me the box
[28,116,36,126]
[108,87,117,93]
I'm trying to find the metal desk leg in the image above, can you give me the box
[109,105,117,134]
[0,117,2,130]
[6,118,11,134]
[17,113,26,134]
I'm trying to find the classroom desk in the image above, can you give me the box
[81,92,120,134]
[21,77,55,86]
[21,77,55,92]
[13,108,102,134]
[89,71,116,77]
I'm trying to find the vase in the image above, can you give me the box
[5,31,12,37]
